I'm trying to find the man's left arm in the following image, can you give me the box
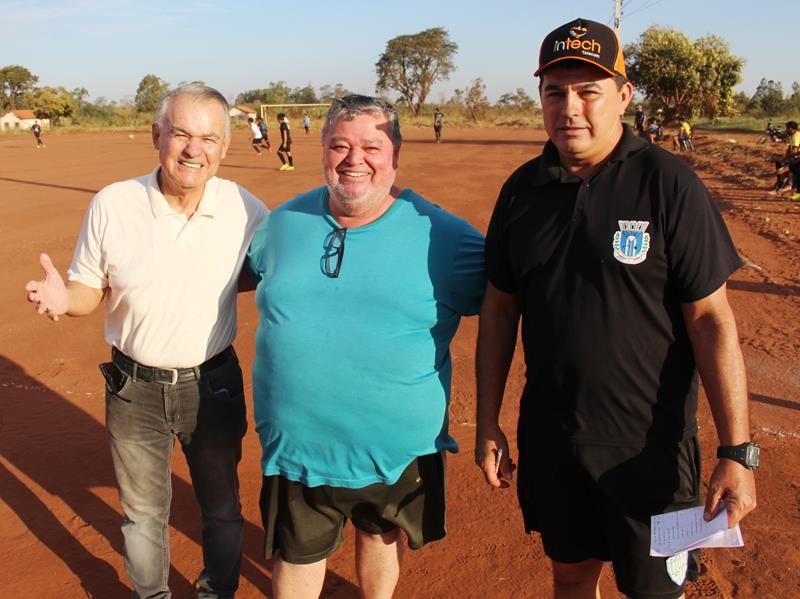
[682,283,756,527]
[448,224,487,316]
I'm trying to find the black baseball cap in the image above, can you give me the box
[535,18,627,79]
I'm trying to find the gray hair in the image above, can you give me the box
[322,94,402,146]
[154,83,231,139]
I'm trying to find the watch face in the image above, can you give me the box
[745,444,760,468]
[718,443,760,469]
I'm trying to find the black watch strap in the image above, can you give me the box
[717,442,760,469]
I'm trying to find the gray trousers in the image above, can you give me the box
[102,351,246,599]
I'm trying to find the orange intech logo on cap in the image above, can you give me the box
[570,26,588,39]
[535,17,626,79]
[555,27,602,59]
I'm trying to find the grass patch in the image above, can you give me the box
[681,115,795,134]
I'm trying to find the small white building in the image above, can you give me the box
[229,104,257,120]
[0,109,50,130]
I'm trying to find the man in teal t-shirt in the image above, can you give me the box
[247,95,486,598]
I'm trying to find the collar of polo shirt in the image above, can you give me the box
[147,167,221,218]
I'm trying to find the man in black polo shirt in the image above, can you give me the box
[475,18,757,599]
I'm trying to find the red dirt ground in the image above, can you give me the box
[1,126,798,598]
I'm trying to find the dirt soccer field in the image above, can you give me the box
[1,125,799,598]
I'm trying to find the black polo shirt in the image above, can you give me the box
[486,125,742,446]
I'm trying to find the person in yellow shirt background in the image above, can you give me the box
[771,121,800,199]
[672,118,694,151]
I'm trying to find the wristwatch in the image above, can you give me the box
[717,442,760,469]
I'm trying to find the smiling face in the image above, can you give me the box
[322,112,401,227]
[540,62,632,175]
[152,94,230,203]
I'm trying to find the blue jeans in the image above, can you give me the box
[103,351,246,599]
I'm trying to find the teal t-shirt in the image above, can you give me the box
[247,186,486,488]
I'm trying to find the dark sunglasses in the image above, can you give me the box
[322,227,347,278]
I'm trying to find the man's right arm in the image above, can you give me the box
[63,280,104,316]
[25,253,103,321]
[475,282,520,488]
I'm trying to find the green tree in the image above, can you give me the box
[624,27,743,121]
[788,82,800,114]
[731,90,750,116]
[694,35,744,117]
[70,87,90,118]
[0,65,39,110]
[291,83,319,104]
[134,74,169,112]
[264,81,291,104]
[464,78,489,122]
[80,96,120,124]
[497,87,537,111]
[71,86,89,106]
[318,83,351,102]
[236,81,292,106]
[748,78,785,116]
[375,27,458,116]
[448,88,465,107]
[29,86,74,124]
[235,89,267,105]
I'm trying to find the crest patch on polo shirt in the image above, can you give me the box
[665,550,688,586]
[612,220,651,264]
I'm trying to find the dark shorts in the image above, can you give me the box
[518,437,702,599]
[278,143,291,152]
[260,452,446,564]
[251,137,263,145]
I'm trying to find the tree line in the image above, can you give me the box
[624,26,799,122]
[2,25,797,127]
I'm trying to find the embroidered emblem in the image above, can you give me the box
[612,220,651,264]
[665,551,688,586]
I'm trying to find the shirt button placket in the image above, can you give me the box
[574,185,588,221]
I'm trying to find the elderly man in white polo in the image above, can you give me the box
[25,83,269,599]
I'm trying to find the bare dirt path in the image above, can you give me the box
[0,126,797,598]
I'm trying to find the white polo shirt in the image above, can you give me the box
[68,167,269,368]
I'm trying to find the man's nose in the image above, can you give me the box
[563,90,582,117]
[344,147,365,163]
[183,137,202,155]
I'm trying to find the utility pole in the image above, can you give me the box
[614,0,622,33]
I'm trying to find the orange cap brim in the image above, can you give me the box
[534,56,624,79]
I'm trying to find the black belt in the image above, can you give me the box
[111,346,236,385]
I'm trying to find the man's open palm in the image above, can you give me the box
[25,253,68,321]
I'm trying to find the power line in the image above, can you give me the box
[624,0,665,19]
[611,0,666,32]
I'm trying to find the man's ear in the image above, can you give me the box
[393,144,401,169]
[619,81,634,116]
[220,136,231,161]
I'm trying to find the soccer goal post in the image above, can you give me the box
[259,103,331,121]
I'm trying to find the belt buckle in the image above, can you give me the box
[165,368,179,385]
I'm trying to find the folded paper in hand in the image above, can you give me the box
[650,505,743,557]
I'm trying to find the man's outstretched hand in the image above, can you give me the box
[25,253,69,321]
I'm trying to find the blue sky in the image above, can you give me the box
[1,0,793,105]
